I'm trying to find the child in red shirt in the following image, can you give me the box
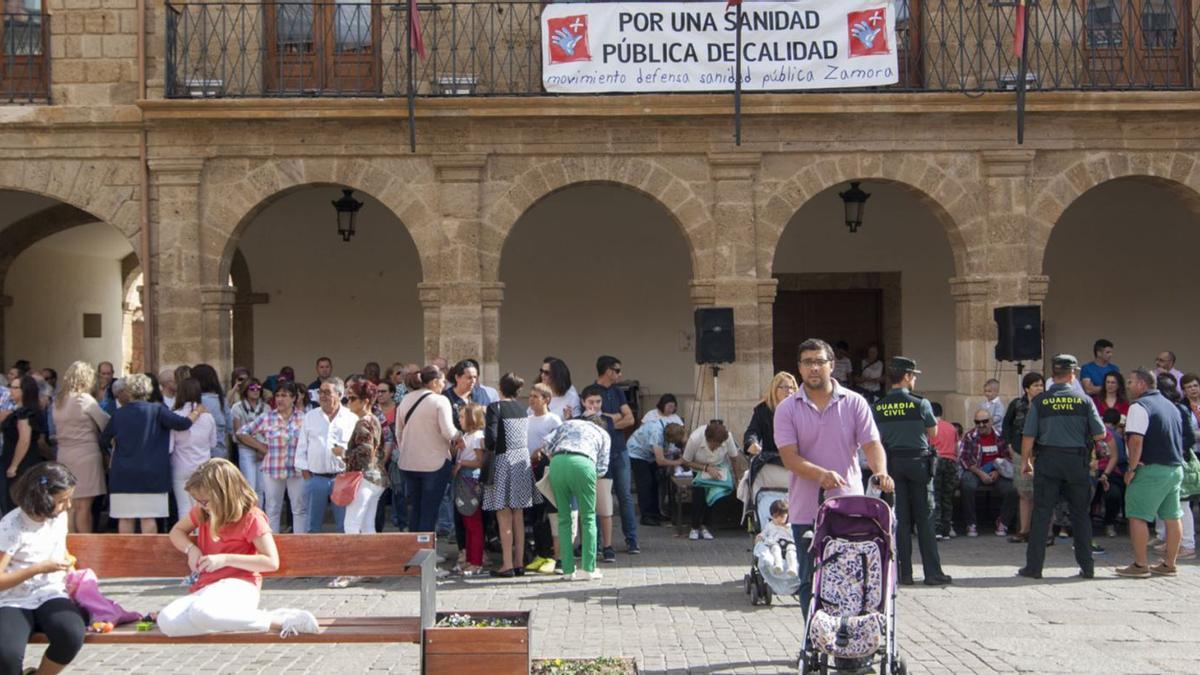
[158,458,317,637]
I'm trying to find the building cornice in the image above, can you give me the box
[135,91,1200,122]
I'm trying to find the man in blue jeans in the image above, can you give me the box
[593,356,639,561]
[295,377,358,533]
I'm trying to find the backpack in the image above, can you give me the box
[808,538,886,659]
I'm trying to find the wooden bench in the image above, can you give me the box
[31,532,437,645]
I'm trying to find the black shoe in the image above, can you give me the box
[513,567,526,577]
[626,543,641,555]
[1016,567,1042,579]
[640,516,662,527]
[489,568,515,578]
[899,575,915,586]
[1045,536,1055,547]
[1079,568,1095,579]
[924,573,953,586]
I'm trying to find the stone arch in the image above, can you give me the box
[203,157,438,285]
[482,156,711,281]
[0,160,140,243]
[757,154,981,278]
[1031,151,1200,273]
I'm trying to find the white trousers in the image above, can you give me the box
[172,474,193,519]
[760,540,799,577]
[238,447,267,507]
[343,481,385,534]
[264,475,308,534]
[157,578,272,637]
[1156,502,1196,549]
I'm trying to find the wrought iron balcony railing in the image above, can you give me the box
[164,0,1199,99]
[1,11,49,103]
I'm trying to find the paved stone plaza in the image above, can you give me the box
[25,522,1199,674]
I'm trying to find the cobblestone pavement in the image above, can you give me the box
[26,520,1200,674]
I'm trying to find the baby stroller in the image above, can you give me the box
[798,490,906,675]
[743,488,800,606]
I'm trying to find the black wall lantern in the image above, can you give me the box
[332,188,363,242]
[838,181,870,233]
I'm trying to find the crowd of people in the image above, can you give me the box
[1,337,1198,670]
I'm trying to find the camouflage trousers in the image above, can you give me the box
[933,457,959,535]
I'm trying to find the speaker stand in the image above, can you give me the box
[1015,362,1025,375]
[709,364,722,422]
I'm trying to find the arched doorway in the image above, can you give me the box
[498,183,696,416]
[1043,177,1200,366]
[0,189,137,374]
[772,181,958,397]
[226,185,424,379]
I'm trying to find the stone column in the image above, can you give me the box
[690,152,769,435]
[148,158,206,368]
[0,294,11,368]
[232,291,268,374]
[945,275,994,424]
[199,285,236,378]
[425,154,502,377]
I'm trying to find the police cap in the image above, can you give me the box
[1051,354,1079,369]
[890,356,921,374]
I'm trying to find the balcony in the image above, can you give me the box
[2,11,49,103]
[162,0,1198,99]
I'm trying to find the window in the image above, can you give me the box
[1140,0,1178,49]
[1086,0,1124,48]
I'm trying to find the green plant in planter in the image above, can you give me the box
[435,613,524,628]
[532,656,637,674]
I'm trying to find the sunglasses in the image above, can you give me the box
[539,369,551,375]
[247,385,262,392]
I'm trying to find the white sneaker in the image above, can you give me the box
[1104,525,1117,538]
[966,525,978,537]
[1178,547,1197,560]
[689,529,700,540]
[569,569,602,581]
[700,528,715,540]
[995,523,1008,537]
[270,609,319,638]
[948,528,958,539]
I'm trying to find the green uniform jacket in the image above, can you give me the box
[873,388,936,453]
[1021,382,1103,449]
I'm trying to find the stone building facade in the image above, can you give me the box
[4,0,1200,429]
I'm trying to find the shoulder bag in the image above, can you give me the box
[1181,448,1200,498]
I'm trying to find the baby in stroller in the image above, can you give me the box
[757,499,799,578]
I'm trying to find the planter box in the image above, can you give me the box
[422,610,531,675]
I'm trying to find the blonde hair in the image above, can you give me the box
[529,382,553,402]
[56,361,96,408]
[185,458,258,540]
[765,372,799,411]
[460,403,486,434]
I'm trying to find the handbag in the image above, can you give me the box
[65,568,142,625]
[993,457,1015,480]
[535,466,557,508]
[454,474,482,516]
[1181,449,1200,498]
[331,471,364,506]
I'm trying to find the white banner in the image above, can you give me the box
[542,1,899,93]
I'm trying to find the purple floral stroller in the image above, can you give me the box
[797,493,906,675]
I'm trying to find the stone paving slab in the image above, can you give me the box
[23,523,1200,674]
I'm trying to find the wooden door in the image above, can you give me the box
[266,1,322,93]
[266,1,381,94]
[0,4,47,100]
[895,0,923,89]
[772,290,883,379]
[1083,0,1191,87]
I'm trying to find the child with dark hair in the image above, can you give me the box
[0,462,86,675]
[756,499,799,577]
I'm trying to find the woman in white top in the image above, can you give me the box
[641,393,684,426]
[229,378,268,503]
[0,463,86,674]
[169,378,218,515]
[855,344,885,402]
[395,365,462,533]
[50,361,110,533]
[538,357,582,419]
[680,421,739,541]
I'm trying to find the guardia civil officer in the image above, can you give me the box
[1018,354,1106,579]
[872,357,951,586]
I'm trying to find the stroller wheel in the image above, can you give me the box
[749,583,760,605]
[743,573,751,595]
[894,656,908,675]
[762,585,772,605]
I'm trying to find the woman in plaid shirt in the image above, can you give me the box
[235,381,307,533]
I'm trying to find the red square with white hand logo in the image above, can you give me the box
[547,15,591,64]
[847,8,889,57]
